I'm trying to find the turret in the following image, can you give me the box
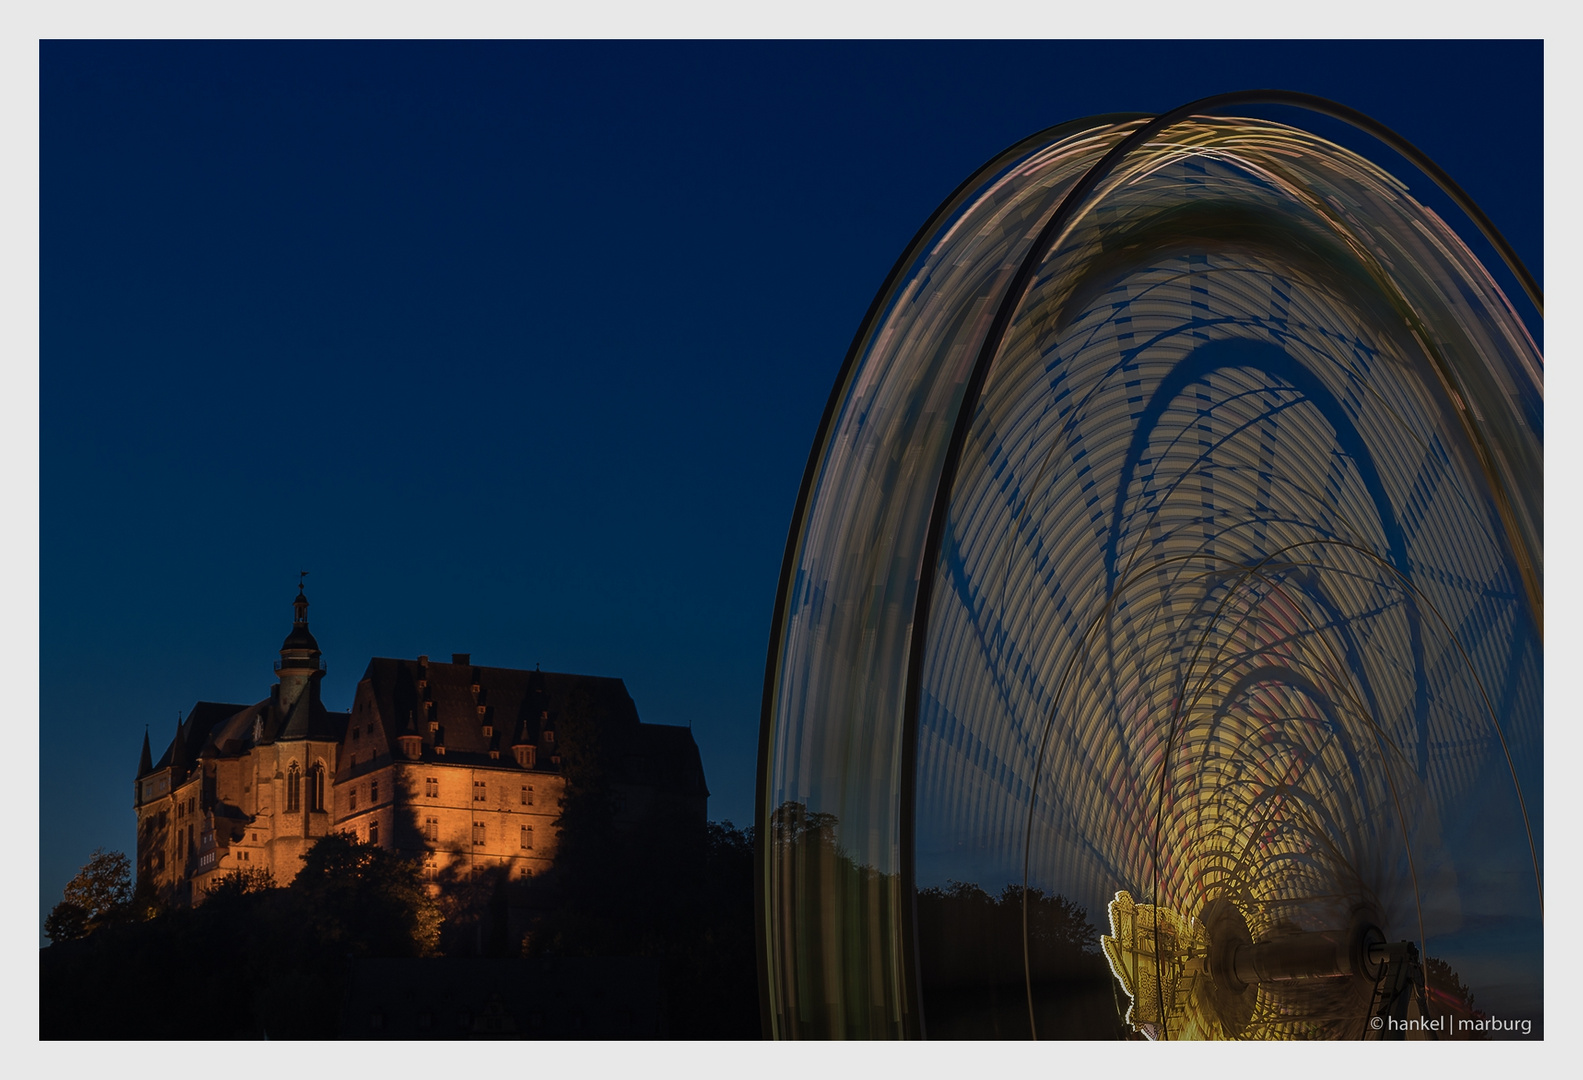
[275,582,325,721]
[134,727,155,807]
[398,709,423,760]
[170,714,190,785]
[511,713,537,769]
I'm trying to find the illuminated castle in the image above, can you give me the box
[132,586,708,907]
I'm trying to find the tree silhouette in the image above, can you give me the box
[46,848,132,940]
[42,901,88,943]
[292,831,441,958]
[1424,955,1486,1039]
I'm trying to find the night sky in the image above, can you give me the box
[40,40,1543,939]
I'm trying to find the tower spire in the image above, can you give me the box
[276,578,326,738]
[170,712,189,781]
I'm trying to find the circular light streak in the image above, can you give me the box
[757,94,1541,1040]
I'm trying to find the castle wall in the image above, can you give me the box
[134,603,707,915]
[336,759,565,884]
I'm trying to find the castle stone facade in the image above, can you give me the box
[133,587,707,906]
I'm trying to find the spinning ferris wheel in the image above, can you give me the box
[756,93,1542,1040]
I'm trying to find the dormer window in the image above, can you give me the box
[482,724,494,738]
[543,730,555,744]
[514,746,536,769]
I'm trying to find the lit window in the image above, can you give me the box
[473,781,487,802]
[424,817,439,841]
[472,823,485,847]
[521,785,534,806]
[425,777,438,798]
[520,825,533,850]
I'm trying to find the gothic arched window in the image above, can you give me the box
[309,761,326,812]
[287,762,301,813]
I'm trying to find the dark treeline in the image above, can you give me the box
[40,817,759,1039]
[40,835,439,1038]
[512,681,759,1037]
[763,800,909,1037]
[916,880,1128,1039]
[763,799,1127,1039]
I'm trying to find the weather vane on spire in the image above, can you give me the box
[299,569,309,590]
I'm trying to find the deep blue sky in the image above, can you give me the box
[40,40,1543,932]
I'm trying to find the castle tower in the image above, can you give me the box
[263,582,340,861]
[275,583,325,727]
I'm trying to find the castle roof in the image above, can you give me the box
[357,656,638,763]
[352,656,704,793]
[141,599,703,804]
[624,722,710,797]
[272,688,344,743]
[150,701,251,775]
[280,622,321,654]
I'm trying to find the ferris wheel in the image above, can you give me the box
[756,93,1542,1040]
